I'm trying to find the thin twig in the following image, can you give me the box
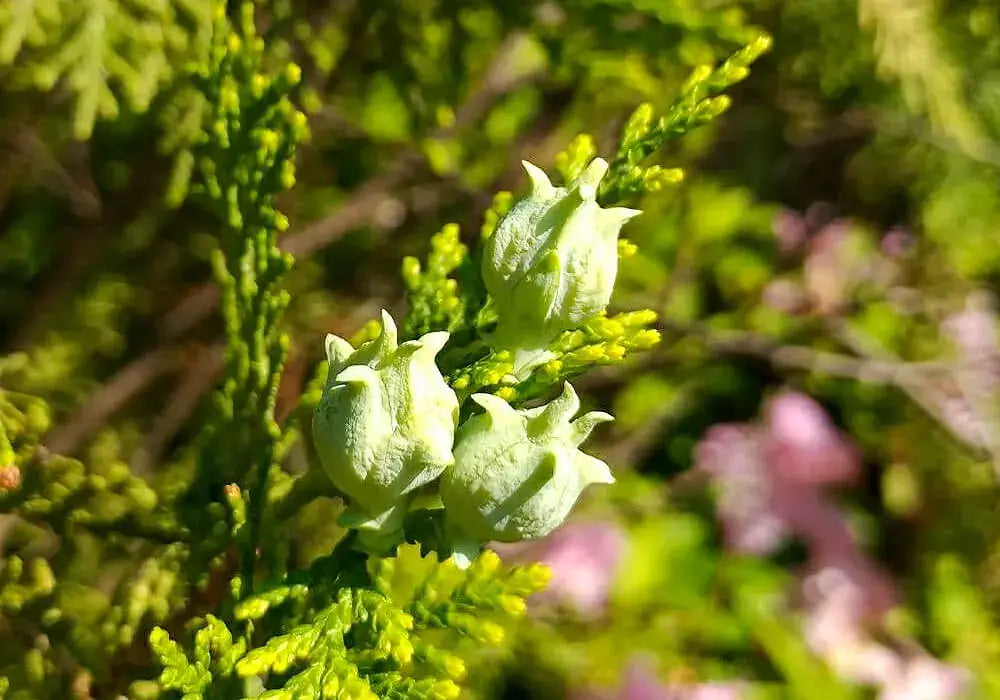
[670,321,995,460]
[46,350,180,455]
[129,347,224,474]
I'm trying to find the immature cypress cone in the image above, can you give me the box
[441,383,614,565]
[313,311,458,545]
[482,158,640,374]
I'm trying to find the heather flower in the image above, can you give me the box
[939,292,1000,450]
[496,521,626,616]
[761,279,808,314]
[802,566,966,700]
[772,209,808,254]
[572,657,744,700]
[764,391,860,486]
[696,424,788,555]
[880,227,914,258]
[697,390,968,699]
[943,292,998,360]
[881,655,969,700]
[803,221,856,314]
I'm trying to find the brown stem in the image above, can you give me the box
[46,349,180,455]
[129,347,224,474]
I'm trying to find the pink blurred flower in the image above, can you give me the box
[696,424,788,555]
[761,279,808,314]
[765,391,860,486]
[495,521,626,617]
[696,392,860,556]
[880,228,914,258]
[773,209,808,254]
[881,655,969,700]
[943,292,998,360]
[802,567,966,699]
[804,201,835,231]
[940,293,1000,450]
[574,658,744,700]
[803,221,855,314]
[696,389,968,699]
[620,660,744,700]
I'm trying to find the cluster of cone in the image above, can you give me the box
[313,158,639,562]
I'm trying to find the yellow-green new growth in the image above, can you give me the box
[313,311,459,549]
[483,158,641,376]
[441,383,614,565]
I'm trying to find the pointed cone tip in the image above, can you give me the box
[417,330,450,355]
[334,364,378,386]
[534,382,580,431]
[578,410,614,425]
[607,207,642,223]
[577,157,610,192]
[558,381,580,406]
[471,393,516,418]
[378,309,398,337]
[570,411,614,445]
[580,455,615,485]
[325,333,354,361]
[522,160,554,197]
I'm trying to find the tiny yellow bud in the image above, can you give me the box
[251,74,268,96]
[259,129,279,151]
[527,563,553,589]
[542,360,563,375]
[476,549,502,575]
[484,371,504,386]
[618,239,638,258]
[477,621,505,645]
[431,680,462,699]
[494,386,516,401]
[624,309,658,326]
[631,329,662,348]
[226,35,242,53]
[662,167,684,183]
[436,105,456,129]
[499,594,527,616]
[220,86,239,111]
[280,165,296,190]
[443,655,466,680]
[393,641,414,665]
[600,320,625,338]
[401,256,421,286]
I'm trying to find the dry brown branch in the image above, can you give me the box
[670,321,998,462]
[129,347,224,474]
[46,349,181,455]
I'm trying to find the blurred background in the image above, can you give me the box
[2,0,1000,697]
